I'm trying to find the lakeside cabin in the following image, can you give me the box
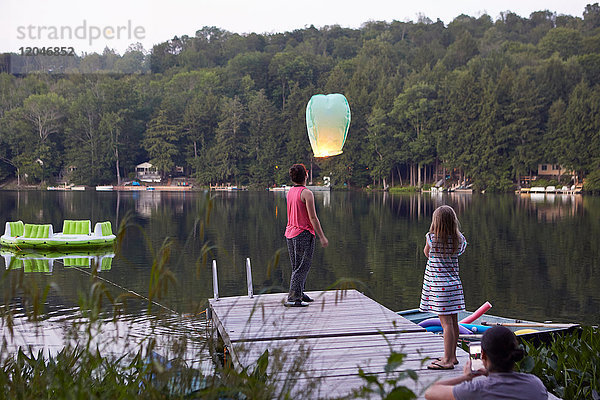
[135,162,161,183]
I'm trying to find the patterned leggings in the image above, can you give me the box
[286,230,315,302]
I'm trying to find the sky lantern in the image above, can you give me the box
[306,94,351,158]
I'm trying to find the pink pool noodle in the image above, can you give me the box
[459,302,492,324]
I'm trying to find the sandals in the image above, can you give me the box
[427,361,455,370]
[436,357,459,365]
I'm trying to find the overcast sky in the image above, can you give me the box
[1,0,593,55]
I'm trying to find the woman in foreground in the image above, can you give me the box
[424,326,549,400]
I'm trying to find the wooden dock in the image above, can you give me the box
[208,289,469,399]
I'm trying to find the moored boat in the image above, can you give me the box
[268,185,288,192]
[268,185,330,192]
[398,308,579,342]
[1,220,116,250]
[47,183,72,191]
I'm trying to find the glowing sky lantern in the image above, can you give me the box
[306,94,351,158]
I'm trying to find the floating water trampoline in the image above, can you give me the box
[1,220,116,250]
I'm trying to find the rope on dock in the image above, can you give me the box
[65,262,178,314]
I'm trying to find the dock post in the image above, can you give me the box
[212,259,219,301]
[246,257,253,298]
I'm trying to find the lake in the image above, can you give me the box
[1,190,599,328]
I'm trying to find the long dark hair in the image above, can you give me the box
[482,326,525,372]
[429,205,461,256]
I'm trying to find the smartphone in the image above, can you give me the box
[469,344,485,372]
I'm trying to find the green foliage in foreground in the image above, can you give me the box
[354,351,419,399]
[517,326,600,400]
[0,346,203,399]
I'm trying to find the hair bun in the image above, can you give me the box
[510,347,525,363]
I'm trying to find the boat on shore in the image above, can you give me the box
[1,220,115,250]
[398,308,579,343]
[268,185,331,192]
[47,183,73,191]
[112,185,192,191]
[210,185,246,191]
[47,184,87,191]
[516,185,582,195]
[448,183,473,193]
[268,185,288,192]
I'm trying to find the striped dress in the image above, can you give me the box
[419,232,467,315]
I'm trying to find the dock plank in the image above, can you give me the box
[209,290,468,399]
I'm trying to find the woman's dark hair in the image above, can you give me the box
[289,164,308,184]
[481,326,526,372]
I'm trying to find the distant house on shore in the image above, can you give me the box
[537,163,575,180]
[136,162,161,183]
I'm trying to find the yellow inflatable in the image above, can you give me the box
[514,329,539,335]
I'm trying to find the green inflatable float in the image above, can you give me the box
[1,220,115,250]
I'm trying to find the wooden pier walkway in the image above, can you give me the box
[208,289,469,399]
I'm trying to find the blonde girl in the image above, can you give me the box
[421,205,467,370]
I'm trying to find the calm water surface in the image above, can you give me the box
[1,190,599,327]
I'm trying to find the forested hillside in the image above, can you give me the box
[1,5,600,190]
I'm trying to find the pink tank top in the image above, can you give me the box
[285,186,315,238]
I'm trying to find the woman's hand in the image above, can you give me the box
[464,358,488,378]
[320,235,329,248]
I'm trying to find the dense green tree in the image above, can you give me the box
[439,69,481,183]
[143,109,180,175]
[247,90,282,186]
[583,3,600,30]
[507,70,545,182]
[66,89,106,184]
[391,83,439,187]
[538,28,583,58]
[443,30,480,69]
[553,82,600,175]
[0,108,36,184]
[22,93,66,143]
[99,112,124,185]
[268,52,313,110]
[213,96,246,184]
[366,107,395,188]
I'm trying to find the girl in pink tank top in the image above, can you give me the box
[284,164,329,307]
